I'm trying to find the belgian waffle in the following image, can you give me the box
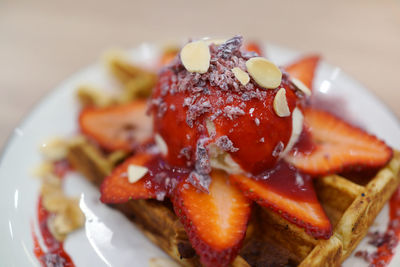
[67,137,400,266]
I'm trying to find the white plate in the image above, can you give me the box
[0,43,399,267]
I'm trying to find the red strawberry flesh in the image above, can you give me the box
[100,152,189,204]
[285,108,393,176]
[172,171,251,267]
[230,161,332,239]
[151,68,299,174]
[286,55,320,90]
[244,41,263,56]
[79,100,152,152]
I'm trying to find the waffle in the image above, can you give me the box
[67,136,400,266]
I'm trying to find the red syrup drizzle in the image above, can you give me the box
[291,126,315,155]
[32,160,75,267]
[142,154,191,199]
[255,160,315,202]
[355,186,400,267]
[32,198,74,267]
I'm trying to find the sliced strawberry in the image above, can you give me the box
[230,161,332,239]
[101,152,190,203]
[172,171,251,267]
[244,41,263,56]
[79,100,152,152]
[285,55,320,90]
[285,108,393,175]
[100,153,156,203]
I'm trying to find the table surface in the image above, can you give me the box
[1,0,400,150]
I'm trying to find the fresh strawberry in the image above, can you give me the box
[172,171,251,267]
[79,100,152,152]
[100,153,156,203]
[285,55,320,90]
[152,68,299,173]
[285,108,393,175]
[244,41,263,56]
[230,161,332,239]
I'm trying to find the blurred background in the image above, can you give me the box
[1,0,400,149]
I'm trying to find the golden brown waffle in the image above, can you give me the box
[67,137,400,266]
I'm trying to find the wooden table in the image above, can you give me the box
[1,0,399,149]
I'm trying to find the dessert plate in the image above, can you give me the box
[0,43,399,267]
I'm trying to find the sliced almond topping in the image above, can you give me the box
[155,133,168,156]
[273,88,291,117]
[281,108,304,157]
[291,77,312,96]
[246,57,282,89]
[127,164,149,183]
[232,67,250,86]
[180,40,210,74]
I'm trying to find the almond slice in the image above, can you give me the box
[127,164,149,183]
[273,88,291,117]
[155,133,168,156]
[246,57,282,89]
[291,77,312,96]
[180,40,210,74]
[281,108,304,157]
[232,67,250,86]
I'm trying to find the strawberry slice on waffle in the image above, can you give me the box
[231,161,332,239]
[172,171,251,267]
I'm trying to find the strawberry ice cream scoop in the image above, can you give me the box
[150,36,306,176]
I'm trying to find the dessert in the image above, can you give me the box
[33,36,400,267]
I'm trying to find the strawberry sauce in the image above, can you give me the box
[290,127,315,155]
[143,154,191,199]
[32,160,75,267]
[256,160,315,202]
[33,198,74,267]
